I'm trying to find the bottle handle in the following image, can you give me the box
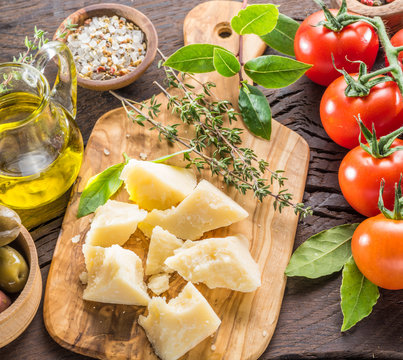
[32,41,77,118]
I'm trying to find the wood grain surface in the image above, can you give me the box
[43,2,309,358]
[0,0,402,359]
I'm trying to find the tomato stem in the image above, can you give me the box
[378,176,403,220]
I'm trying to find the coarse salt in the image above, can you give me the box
[65,15,146,80]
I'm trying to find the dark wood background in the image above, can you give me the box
[1,0,402,359]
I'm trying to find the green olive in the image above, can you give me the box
[0,246,28,293]
[0,205,21,247]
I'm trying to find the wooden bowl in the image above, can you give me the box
[54,3,158,91]
[0,226,42,348]
[330,0,403,33]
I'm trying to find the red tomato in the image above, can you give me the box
[385,29,403,71]
[320,75,403,149]
[339,140,403,217]
[294,10,379,86]
[352,214,403,290]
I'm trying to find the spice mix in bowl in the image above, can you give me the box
[54,3,158,91]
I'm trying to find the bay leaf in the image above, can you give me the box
[341,256,379,332]
[213,48,240,77]
[231,4,279,36]
[285,224,359,278]
[260,14,299,56]
[164,44,219,73]
[244,55,312,88]
[238,83,271,140]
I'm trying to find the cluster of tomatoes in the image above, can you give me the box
[294,10,403,290]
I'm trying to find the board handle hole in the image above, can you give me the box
[216,22,232,38]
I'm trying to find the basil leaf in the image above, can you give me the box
[341,256,379,332]
[164,44,221,73]
[231,4,279,36]
[238,83,271,140]
[285,224,359,278]
[244,55,312,88]
[77,161,127,218]
[213,48,240,78]
[260,14,299,56]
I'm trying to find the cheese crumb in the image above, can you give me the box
[79,271,88,285]
[262,330,267,337]
[71,235,80,243]
[104,148,110,156]
[148,273,170,295]
[139,152,148,160]
[211,344,216,351]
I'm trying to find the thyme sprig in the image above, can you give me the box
[110,54,312,218]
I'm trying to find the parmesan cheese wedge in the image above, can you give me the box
[139,180,249,240]
[146,226,184,275]
[85,200,147,247]
[82,244,149,306]
[138,282,221,360]
[120,159,197,211]
[165,235,261,292]
[147,273,170,295]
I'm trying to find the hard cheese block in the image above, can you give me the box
[165,235,261,292]
[147,273,170,295]
[85,200,147,247]
[82,244,150,306]
[139,180,249,240]
[146,226,184,275]
[120,159,197,211]
[138,282,221,360]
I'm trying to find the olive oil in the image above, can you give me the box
[0,92,83,209]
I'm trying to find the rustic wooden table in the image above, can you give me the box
[0,0,402,359]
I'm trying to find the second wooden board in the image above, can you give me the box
[44,2,310,359]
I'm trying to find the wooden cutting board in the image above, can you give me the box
[43,2,310,359]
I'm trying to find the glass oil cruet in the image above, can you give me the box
[0,41,83,210]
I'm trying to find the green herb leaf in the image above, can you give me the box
[213,48,240,77]
[77,158,129,218]
[151,148,195,163]
[164,44,220,73]
[244,55,312,88]
[238,83,271,140]
[260,14,299,56]
[285,224,359,278]
[341,256,379,332]
[231,4,279,36]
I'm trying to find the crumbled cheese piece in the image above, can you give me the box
[139,180,249,240]
[103,148,110,156]
[147,273,170,295]
[139,152,148,160]
[85,200,147,247]
[71,235,80,243]
[262,330,268,337]
[138,283,221,360]
[211,344,216,351]
[79,271,88,285]
[82,244,149,306]
[120,159,196,211]
[165,235,261,292]
[146,226,184,275]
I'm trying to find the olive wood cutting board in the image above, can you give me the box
[43,2,310,359]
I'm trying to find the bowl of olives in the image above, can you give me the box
[0,206,42,348]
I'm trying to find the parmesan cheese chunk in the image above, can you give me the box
[139,180,249,240]
[85,200,147,247]
[120,159,197,211]
[146,226,184,275]
[138,282,221,360]
[165,235,261,292]
[82,244,149,306]
[147,273,170,295]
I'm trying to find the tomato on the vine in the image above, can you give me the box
[320,75,403,149]
[339,139,403,217]
[352,213,403,290]
[294,9,379,86]
[385,29,403,71]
